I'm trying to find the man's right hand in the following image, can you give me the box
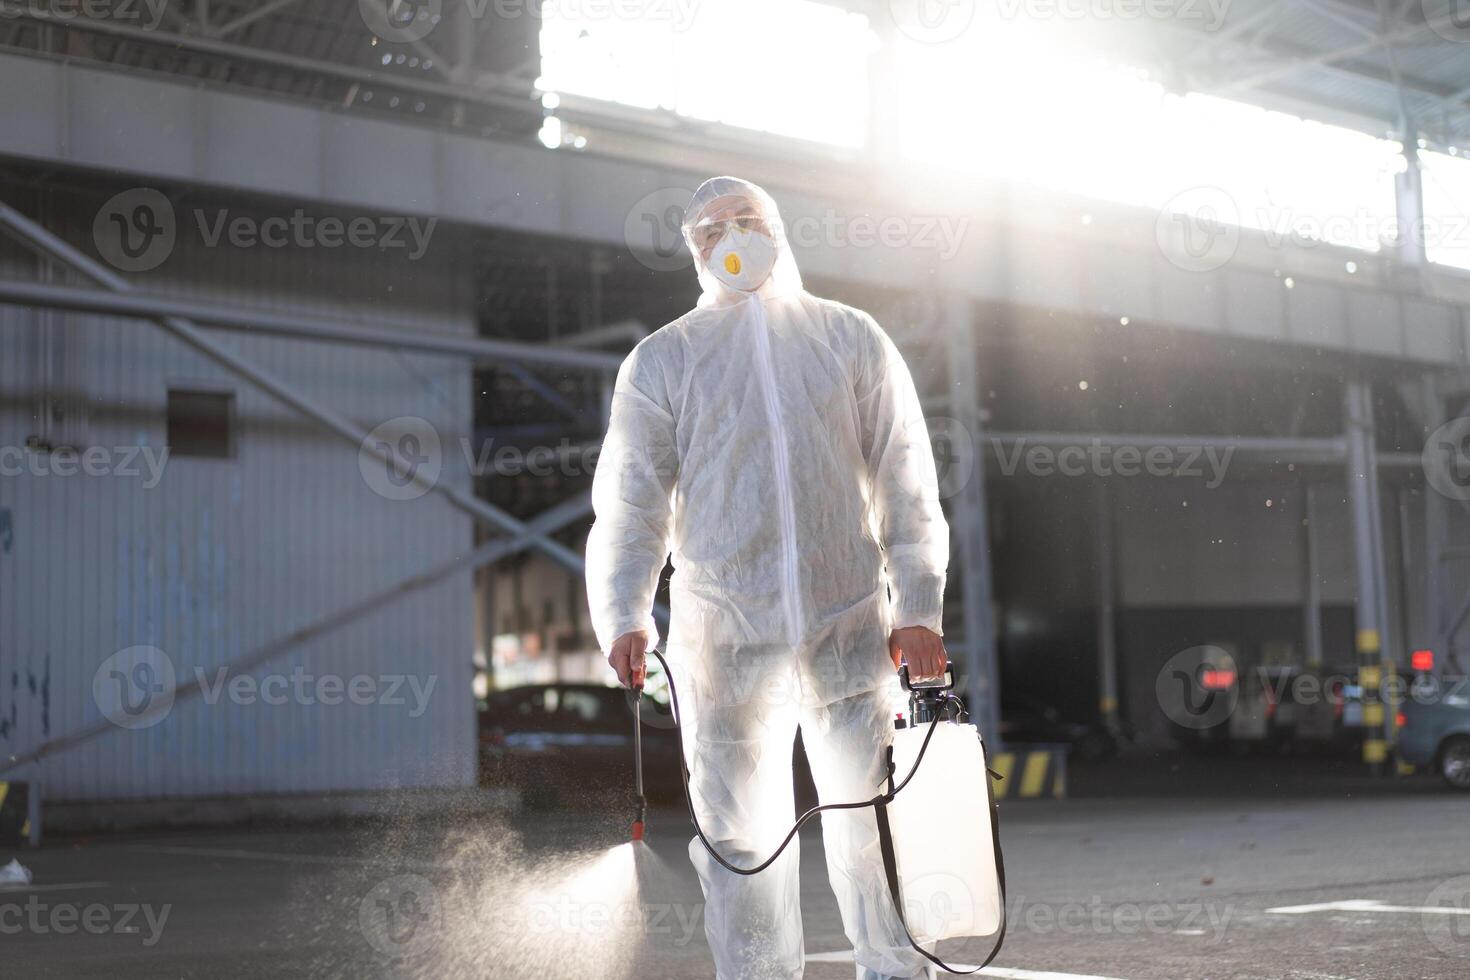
[609,631,649,689]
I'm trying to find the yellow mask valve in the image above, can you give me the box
[723,253,742,275]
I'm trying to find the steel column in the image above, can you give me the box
[1096,481,1120,733]
[944,293,1001,748]
[1343,380,1392,771]
[1422,377,1451,665]
[1301,483,1325,668]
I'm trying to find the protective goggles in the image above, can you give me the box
[687,212,772,253]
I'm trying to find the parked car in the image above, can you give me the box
[479,683,685,808]
[480,682,821,809]
[1397,680,1470,789]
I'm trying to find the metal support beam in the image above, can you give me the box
[1395,135,1429,267]
[1344,380,1393,772]
[0,278,623,372]
[944,293,1001,748]
[1302,483,1325,668]
[1096,481,1121,734]
[989,430,1346,464]
[0,202,596,584]
[1214,9,1465,97]
[10,11,538,119]
[0,493,597,777]
[1422,377,1451,666]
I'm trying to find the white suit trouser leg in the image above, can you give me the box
[678,647,934,980]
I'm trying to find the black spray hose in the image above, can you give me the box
[642,647,947,877]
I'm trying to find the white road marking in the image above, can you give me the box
[0,881,110,894]
[805,951,1128,980]
[1267,899,1470,916]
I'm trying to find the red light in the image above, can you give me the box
[1395,711,1407,729]
[1201,669,1236,691]
[1412,649,1434,672]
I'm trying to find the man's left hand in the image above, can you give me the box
[889,626,947,682]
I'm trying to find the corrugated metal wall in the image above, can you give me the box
[0,187,478,801]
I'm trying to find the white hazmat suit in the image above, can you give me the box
[587,177,949,980]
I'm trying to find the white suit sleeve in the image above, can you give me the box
[854,314,950,635]
[586,344,679,654]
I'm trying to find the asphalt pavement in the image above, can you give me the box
[6,772,1470,979]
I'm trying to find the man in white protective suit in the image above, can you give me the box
[586,176,950,980]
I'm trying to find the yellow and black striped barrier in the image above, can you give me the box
[0,781,37,846]
[989,747,1066,800]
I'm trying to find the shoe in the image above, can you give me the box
[0,859,32,886]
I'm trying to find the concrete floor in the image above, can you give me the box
[6,784,1470,979]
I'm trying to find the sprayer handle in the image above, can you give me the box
[898,662,955,692]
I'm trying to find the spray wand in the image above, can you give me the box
[630,682,646,842]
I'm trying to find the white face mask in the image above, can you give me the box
[708,229,778,293]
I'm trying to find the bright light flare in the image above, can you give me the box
[539,0,873,147]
